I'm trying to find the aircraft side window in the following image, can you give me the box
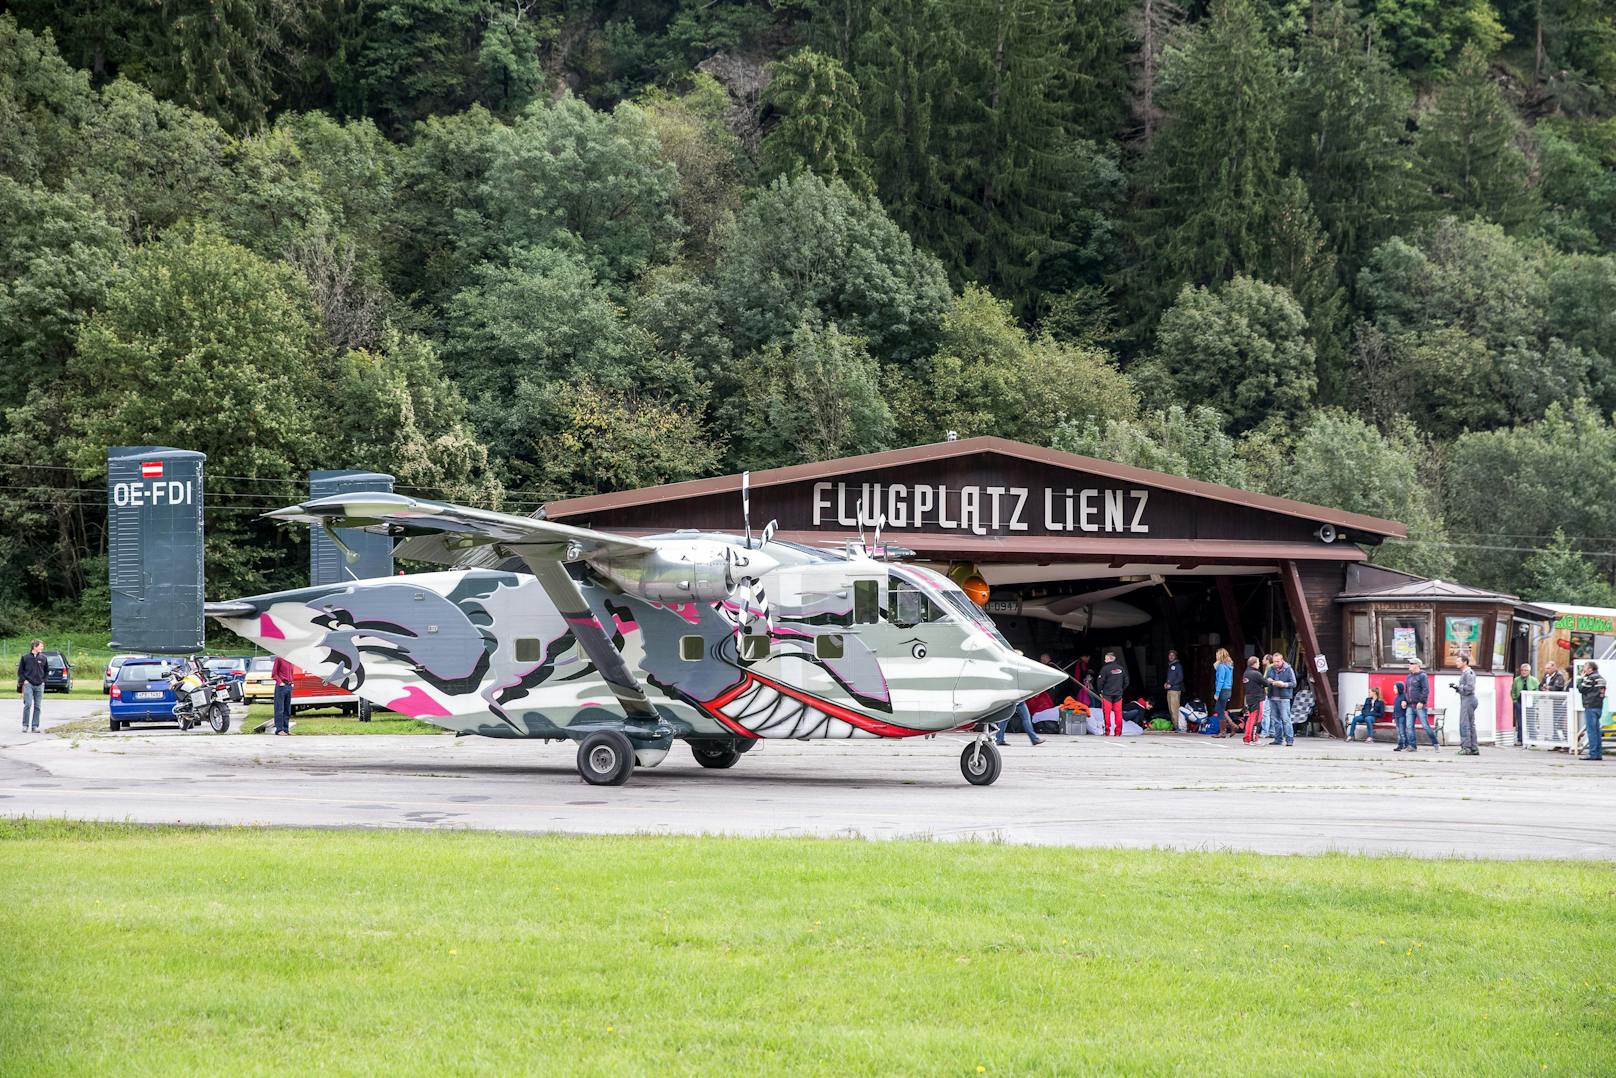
[889,585,936,628]
[680,635,704,661]
[816,634,845,660]
[740,634,770,661]
[515,638,543,663]
[853,579,879,625]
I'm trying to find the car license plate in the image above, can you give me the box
[135,691,164,700]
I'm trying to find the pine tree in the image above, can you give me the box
[1066,0,1133,140]
[1132,0,1288,309]
[1284,2,1421,274]
[758,49,873,194]
[1417,43,1539,230]
[1129,0,1184,147]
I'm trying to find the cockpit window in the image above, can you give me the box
[932,582,1012,646]
[887,581,943,628]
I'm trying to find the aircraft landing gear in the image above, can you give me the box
[577,730,635,786]
[689,740,742,769]
[960,735,1001,786]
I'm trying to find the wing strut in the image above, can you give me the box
[525,557,659,723]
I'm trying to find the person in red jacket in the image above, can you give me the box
[1097,651,1128,736]
[271,656,297,735]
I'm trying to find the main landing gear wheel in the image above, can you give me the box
[208,701,231,734]
[577,730,636,786]
[690,742,741,769]
[960,740,1002,786]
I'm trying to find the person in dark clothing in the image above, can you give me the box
[1266,656,1297,746]
[1541,662,1568,694]
[1452,653,1479,755]
[1578,662,1606,761]
[1347,686,1385,742]
[1405,659,1439,749]
[1241,656,1266,744]
[1391,681,1412,750]
[1097,651,1128,736]
[272,656,296,735]
[16,639,46,733]
[1164,650,1186,732]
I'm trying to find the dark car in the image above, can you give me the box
[43,650,73,693]
[108,659,181,731]
[102,653,149,694]
[202,656,249,685]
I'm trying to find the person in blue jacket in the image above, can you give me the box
[1266,655,1298,746]
[1347,685,1385,742]
[1391,681,1412,750]
[1208,648,1234,736]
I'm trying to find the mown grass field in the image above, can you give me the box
[1,820,1612,1076]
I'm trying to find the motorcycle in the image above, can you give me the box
[167,659,242,733]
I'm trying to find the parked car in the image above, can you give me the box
[103,654,148,694]
[43,650,72,693]
[108,659,182,730]
[202,656,249,685]
[242,656,276,703]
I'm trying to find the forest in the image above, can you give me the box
[2,0,1615,631]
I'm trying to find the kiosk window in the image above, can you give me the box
[816,634,845,660]
[1378,613,1430,667]
[680,635,703,661]
[853,580,879,624]
[1348,612,1372,668]
[740,634,770,661]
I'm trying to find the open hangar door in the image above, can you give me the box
[956,562,1300,723]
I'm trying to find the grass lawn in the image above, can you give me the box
[1,821,1612,1075]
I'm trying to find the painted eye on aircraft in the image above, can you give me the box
[901,638,928,660]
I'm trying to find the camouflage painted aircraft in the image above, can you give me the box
[205,487,1063,786]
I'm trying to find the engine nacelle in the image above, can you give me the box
[593,541,772,603]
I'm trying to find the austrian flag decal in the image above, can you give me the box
[141,461,164,478]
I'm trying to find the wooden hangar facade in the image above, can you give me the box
[543,437,1411,738]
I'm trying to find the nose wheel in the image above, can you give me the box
[960,736,1002,785]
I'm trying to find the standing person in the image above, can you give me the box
[1405,659,1439,750]
[1241,656,1266,744]
[1097,651,1128,736]
[1266,655,1297,746]
[1452,653,1480,755]
[1164,649,1186,732]
[271,655,296,736]
[1510,663,1537,746]
[1391,681,1412,751]
[1577,661,1606,762]
[1541,661,1568,694]
[16,639,46,733]
[1347,686,1385,742]
[1210,648,1234,736]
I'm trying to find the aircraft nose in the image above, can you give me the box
[1017,655,1067,698]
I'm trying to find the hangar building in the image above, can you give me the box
[543,437,1416,738]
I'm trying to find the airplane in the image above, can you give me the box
[204,482,1065,787]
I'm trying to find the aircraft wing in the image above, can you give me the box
[266,492,655,563]
[265,491,660,722]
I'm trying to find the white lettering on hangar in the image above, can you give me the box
[809,481,1150,536]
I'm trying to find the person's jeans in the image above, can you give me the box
[20,682,43,730]
[1395,709,1413,748]
[1458,695,1478,752]
[273,683,292,734]
[1347,710,1375,741]
[996,701,1038,745]
[1269,697,1293,744]
[1585,707,1604,760]
[1410,704,1438,747]
[1209,691,1229,735]
[1512,699,1523,745]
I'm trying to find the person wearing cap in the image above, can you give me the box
[1097,651,1128,736]
[1405,658,1439,750]
[1451,652,1479,755]
[1577,661,1606,761]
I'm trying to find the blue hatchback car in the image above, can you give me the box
[108,659,181,731]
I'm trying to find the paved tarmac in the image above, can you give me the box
[3,699,1612,858]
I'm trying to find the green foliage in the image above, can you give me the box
[1445,402,1616,595]
[1052,405,1251,487]
[891,285,1137,444]
[721,321,893,469]
[485,96,682,285]
[1522,529,1616,606]
[0,15,98,186]
[711,172,952,364]
[1417,44,1539,231]
[1362,0,1509,70]
[1355,218,1593,436]
[759,49,871,194]
[1147,276,1317,433]
[639,75,747,260]
[1536,118,1616,251]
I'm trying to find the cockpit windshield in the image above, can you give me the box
[890,566,1011,646]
